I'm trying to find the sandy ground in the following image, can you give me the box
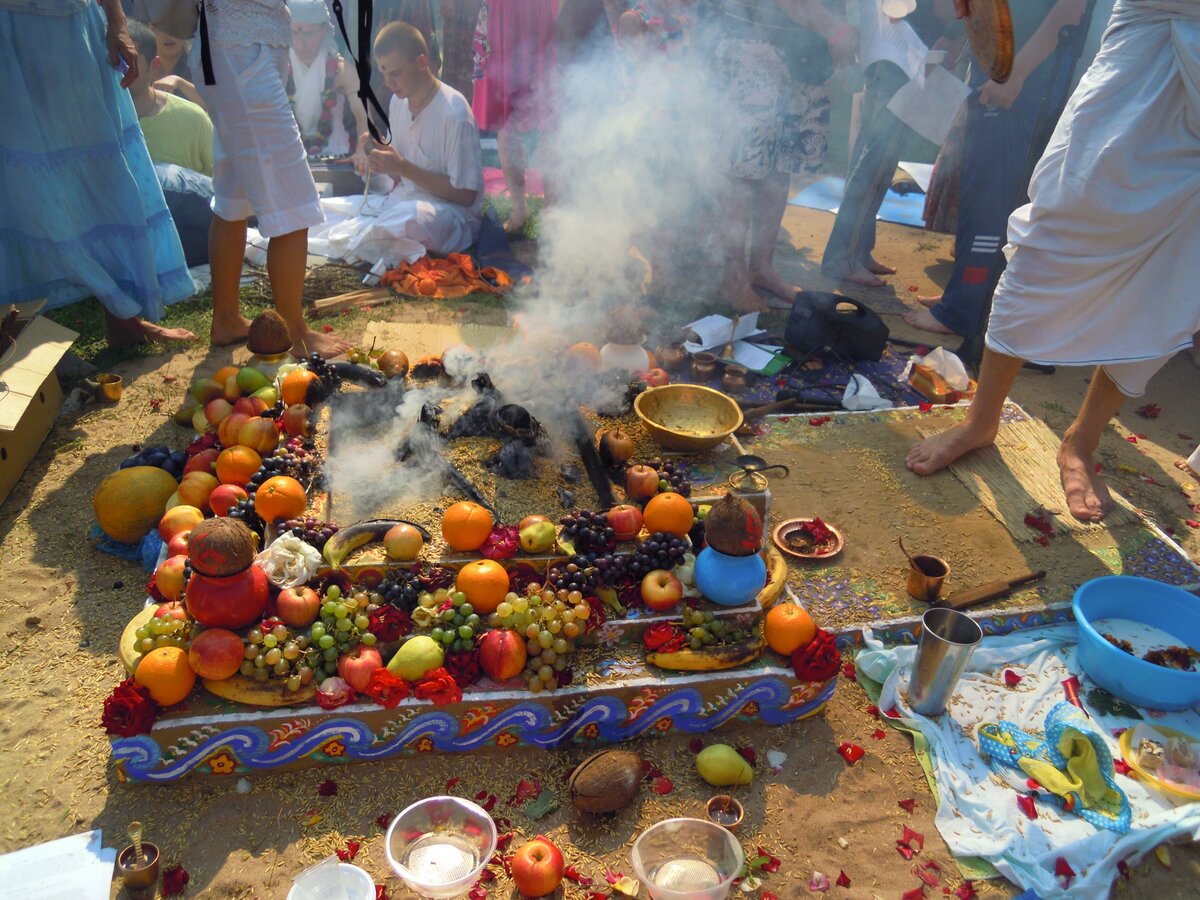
[0,206,1197,899]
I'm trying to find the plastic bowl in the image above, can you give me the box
[631,818,744,900]
[1072,575,1200,711]
[287,862,375,900]
[385,796,496,899]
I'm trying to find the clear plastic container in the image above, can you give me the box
[631,818,744,900]
[385,796,497,899]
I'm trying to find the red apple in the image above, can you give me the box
[641,569,684,612]
[158,504,203,540]
[607,504,644,542]
[154,554,189,601]
[337,645,384,691]
[280,404,312,437]
[209,483,249,517]
[478,629,527,681]
[167,529,191,557]
[183,447,220,476]
[598,428,635,466]
[154,600,186,621]
[276,585,321,628]
[511,835,565,898]
[188,628,245,681]
[639,367,670,387]
[204,397,234,426]
[217,412,251,448]
[233,396,268,417]
[625,464,660,500]
[383,523,424,561]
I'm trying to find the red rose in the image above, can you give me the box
[100,678,158,737]
[414,667,462,705]
[479,525,519,560]
[368,606,412,643]
[363,668,411,709]
[315,676,357,710]
[161,863,190,897]
[644,623,686,653]
[791,628,840,682]
[444,648,482,688]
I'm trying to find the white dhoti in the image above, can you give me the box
[986,0,1200,396]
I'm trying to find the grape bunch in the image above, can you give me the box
[679,605,753,649]
[546,555,599,593]
[260,399,286,421]
[558,509,616,557]
[380,567,423,611]
[647,458,692,497]
[241,620,316,692]
[493,586,591,692]
[303,584,380,682]
[626,532,691,579]
[120,445,189,480]
[283,516,339,551]
[416,589,481,653]
[227,495,263,532]
[269,438,320,482]
[133,613,192,657]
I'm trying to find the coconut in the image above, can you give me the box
[247,309,293,356]
[703,493,763,557]
[187,517,259,577]
[569,750,643,814]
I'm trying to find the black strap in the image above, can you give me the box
[199,2,215,86]
[331,0,391,144]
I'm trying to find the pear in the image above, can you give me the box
[696,744,754,786]
[386,635,444,681]
[519,520,557,554]
[236,366,270,395]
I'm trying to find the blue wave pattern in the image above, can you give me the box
[113,677,835,782]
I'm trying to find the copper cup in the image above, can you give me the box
[691,352,718,381]
[706,795,745,832]
[907,555,950,602]
[721,365,750,393]
[96,373,123,403]
[656,343,688,372]
[116,842,160,899]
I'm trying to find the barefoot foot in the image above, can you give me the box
[1174,458,1200,483]
[105,317,196,348]
[906,419,998,475]
[291,327,352,360]
[916,294,942,308]
[503,201,528,235]
[902,308,957,336]
[866,256,897,275]
[750,267,799,302]
[840,266,886,288]
[211,314,252,347]
[1058,438,1113,522]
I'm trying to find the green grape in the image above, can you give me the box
[333,605,349,620]
[244,645,259,661]
[496,601,513,618]
[537,630,554,650]
[418,593,436,609]
[135,626,150,641]
[465,614,480,628]
[527,638,541,656]
[457,625,473,640]
[354,615,370,631]
[512,596,529,614]
[440,608,456,623]
[253,654,267,668]
[548,620,562,634]
[297,665,314,685]
[248,629,263,645]
[440,631,455,645]
[239,660,254,676]
[262,633,278,649]
[282,642,299,661]
[138,637,155,653]
[538,664,553,681]
[154,635,171,648]
[253,668,269,682]
[325,585,342,600]
[336,618,353,633]
[264,647,282,666]
[541,649,557,664]
[321,602,336,616]
[318,634,335,649]
[360,632,377,647]
[553,638,568,654]
[431,627,444,642]
[690,638,702,649]
[323,647,337,663]
[452,591,467,605]
[286,675,302,692]
[311,622,326,640]
[272,659,289,676]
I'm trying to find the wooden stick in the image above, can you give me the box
[310,287,392,318]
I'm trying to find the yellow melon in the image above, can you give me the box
[93,466,179,544]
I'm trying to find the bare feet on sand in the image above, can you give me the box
[866,256,896,275]
[840,266,886,288]
[1058,435,1113,522]
[728,283,771,314]
[211,313,252,347]
[916,294,941,308]
[750,267,799,305]
[105,317,195,348]
[503,201,528,235]
[1174,458,1200,482]
[902,308,957,335]
[292,327,352,360]
[906,419,998,475]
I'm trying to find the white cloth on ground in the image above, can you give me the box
[985,0,1200,396]
[289,83,483,268]
[856,623,1200,899]
[289,48,351,157]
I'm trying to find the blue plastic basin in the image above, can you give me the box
[1072,575,1200,711]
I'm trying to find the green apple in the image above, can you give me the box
[252,385,278,407]
[236,366,270,395]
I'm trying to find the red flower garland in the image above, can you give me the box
[287,54,341,157]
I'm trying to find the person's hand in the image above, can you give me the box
[979,75,1023,109]
[107,19,138,88]
[828,24,859,67]
[368,146,407,180]
[351,132,373,176]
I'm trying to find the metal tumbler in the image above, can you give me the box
[908,607,983,716]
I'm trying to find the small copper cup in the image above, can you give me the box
[691,352,718,381]
[116,842,161,899]
[655,343,688,372]
[907,555,950,602]
[721,365,750,393]
[96,373,123,403]
[706,795,744,832]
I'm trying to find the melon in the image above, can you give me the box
[93,466,179,544]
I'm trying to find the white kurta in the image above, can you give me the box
[985,0,1200,393]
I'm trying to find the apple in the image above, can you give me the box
[384,523,424,561]
[209,483,249,517]
[511,835,565,898]
[625,464,660,500]
[233,395,269,417]
[337,645,384,691]
[607,504,643,542]
[276,585,321,627]
[518,514,550,532]
[238,417,279,454]
[166,529,191,557]
[188,628,245,681]
[639,367,670,387]
[641,569,684,612]
[218,412,251,448]
[479,629,527,680]
[184,447,220,476]
[222,374,242,403]
[178,471,219,512]
[154,600,186,621]
[598,428,635,466]
[191,377,224,405]
[154,554,189,601]
[519,520,557,554]
[204,397,234,426]
[280,403,312,437]
[159,504,203,540]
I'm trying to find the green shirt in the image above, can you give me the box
[139,93,213,177]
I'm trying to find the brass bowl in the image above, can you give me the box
[634,384,744,452]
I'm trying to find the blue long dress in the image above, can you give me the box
[0,0,195,317]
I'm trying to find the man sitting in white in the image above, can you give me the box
[276,21,483,269]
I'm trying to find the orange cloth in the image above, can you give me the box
[380,253,513,298]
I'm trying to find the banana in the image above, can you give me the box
[647,633,765,672]
[322,518,432,569]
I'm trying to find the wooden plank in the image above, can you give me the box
[310,288,392,317]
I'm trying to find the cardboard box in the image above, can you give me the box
[0,309,78,508]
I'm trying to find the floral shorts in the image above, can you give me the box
[717,39,830,180]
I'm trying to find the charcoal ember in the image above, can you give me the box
[560,464,582,485]
[448,398,498,438]
[490,403,544,446]
[558,487,575,509]
[486,440,535,478]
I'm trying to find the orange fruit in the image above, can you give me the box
[134,646,197,706]
[642,491,695,538]
[212,365,241,385]
[441,501,494,552]
[764,603,817,656]
[255,475,307,523]
[281,369,319,406]
[454,559,511,614]
[566,342,602,371]
[215,446,262,486]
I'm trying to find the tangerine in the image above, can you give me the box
[255,475,307,523]
[215,446,262,486]
[454,559,511,614]
[764,603,817,656]
[642,491,695,538]
[441,501,494,552]
[212,365,241,385]
[281,368,319,406]
[134,646,197,706]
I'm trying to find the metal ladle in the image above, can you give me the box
[728,434,789,479]
[127,821,145,865]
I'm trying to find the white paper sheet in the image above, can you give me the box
[897,161,934,193]
[0,831,115,900]
[681,313,761,353]
[887,66,972,145]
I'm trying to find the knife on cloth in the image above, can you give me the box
[934,570,1046,610]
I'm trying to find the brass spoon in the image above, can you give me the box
[898,536,917,569]
[127,821,145,866]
